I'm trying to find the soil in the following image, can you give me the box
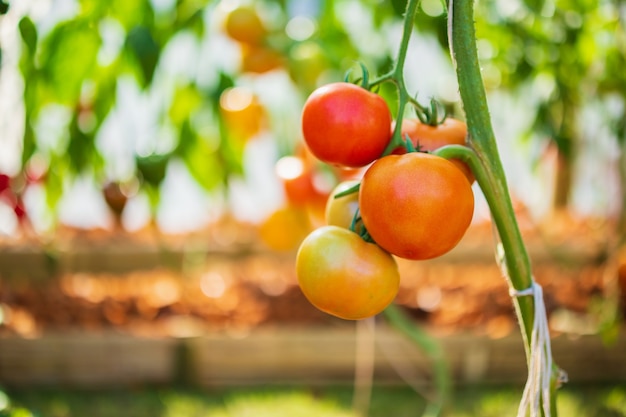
[1,210,624,340]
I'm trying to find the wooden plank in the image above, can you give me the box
[0,328,624,388]
[0,332,178,387]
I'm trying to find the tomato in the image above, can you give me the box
[223,4,266,45]
[259,205,311,252]
[240,45,283,74]
[393,117,474,183]
[359,152,474,260]
[296,225,400,320]
[301,82,392,168]
[325,180,360,230]
[288,41,327,89]
[275,155,329,207]
[219,87,266,141]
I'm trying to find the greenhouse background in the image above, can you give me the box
[0,0,625,415]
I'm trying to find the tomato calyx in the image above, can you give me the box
[344,62,372,91]
[413,97,448,126]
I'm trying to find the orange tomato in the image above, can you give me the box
[296,226,400,320]
[393,117,474,183]
[258,205,311,252]
[240,45,283,74]
[223,4,267,45]
[359,152,474,260]
[219,86,266,141]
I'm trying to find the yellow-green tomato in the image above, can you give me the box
[325,180,360,229]
[296,225,400,320]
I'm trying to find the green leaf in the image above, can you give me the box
[169,85,202,125]
[21,121,37,167]
[126,25,160,87]
[0,0,8,15]
[183,138,225,191]
[136,153,169,187]
[18,17,37,56]
[67,113,99,174]
[391,0,408,16]
[39,19,101,104]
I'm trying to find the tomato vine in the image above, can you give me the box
[356,0,565,415]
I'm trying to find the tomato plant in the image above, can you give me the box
[301,82,392,168]
[325,180,360,230]
[296,225,400,320]
[393,117,474,183]
[223,4,267,46]
[359,152,474,260]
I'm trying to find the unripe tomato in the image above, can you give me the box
[393,118,474,183]
[359,152,474,260]
[325,180,360,230]
[301,82,392,168]
[296,226,400,320]
[223,4,267,45]
[288,41,328,89]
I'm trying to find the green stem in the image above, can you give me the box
[377,0,424,155]
[448,0,534,351]
[448,0,559,415]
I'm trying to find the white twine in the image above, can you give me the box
[494,242,558,417]
[510,282,553,417]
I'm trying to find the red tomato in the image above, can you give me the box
[393,117,474,183]
[301,82,392,168]
[359,152,474,260]
[296,225,400,320]
[275,155,329,207]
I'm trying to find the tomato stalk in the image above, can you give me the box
[367,0,434,156]
[372,1,452,415]
[446,0,562,415]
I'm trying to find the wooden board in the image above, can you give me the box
[1,327,624,388]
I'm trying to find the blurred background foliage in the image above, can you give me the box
[0,0,624,242]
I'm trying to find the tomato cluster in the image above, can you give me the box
[296,82,476,320]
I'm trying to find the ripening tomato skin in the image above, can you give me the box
[301,82,392,168]
[359,152,474,260]
[325,180,360,230]
[296,226,400,320]
[393,118,474,183]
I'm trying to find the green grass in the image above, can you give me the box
[1,384,625,417]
